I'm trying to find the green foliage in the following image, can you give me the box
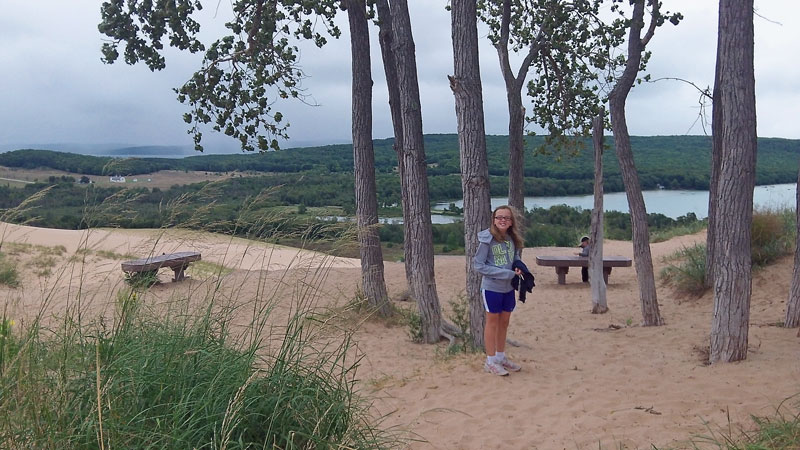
[2,136,799,199]
[399,307,424,344]
[685,399,800,449]
[0,314,20,376]
[660,207,797,296]
[751,208,795,268]
[0,253,20,288]
[0,290,401,449]
[521,206,705,247]
[0,138,796,253]
[660,243,707,297]
[650,219,707,243]
[477,0,624,146]
[98,0,341,152]
[446,295,476,355]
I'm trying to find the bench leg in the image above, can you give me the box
[603,267,612,285]
[556,267,569,285]
[172,264,189,282]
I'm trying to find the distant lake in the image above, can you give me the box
[420,183,796,223]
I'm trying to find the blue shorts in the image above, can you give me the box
[481,289,516,313]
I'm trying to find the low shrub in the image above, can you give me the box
[660,207,797,296]
[751,207,795,267]
[0,253,20,288]
[660,243,707,297]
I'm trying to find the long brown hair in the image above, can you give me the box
[489,205,523,250]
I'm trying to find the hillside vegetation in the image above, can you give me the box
[2,135,798,200]
[0,135,796,250]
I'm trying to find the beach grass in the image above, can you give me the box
[660,207,796,296]
[0,187,404,449]
[664,397,800,449]
[0,252,20,288]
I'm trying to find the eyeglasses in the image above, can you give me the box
[494,215,512,222]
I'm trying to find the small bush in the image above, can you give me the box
[661,208,797,296]
[660,243,707,297]
[751,208,795,267]
[0,253,20,288]
[446,295,477,355]
[400,308,424,343]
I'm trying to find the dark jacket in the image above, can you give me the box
[511,260,535,303]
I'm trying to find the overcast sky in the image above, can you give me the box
[1,1,797,154]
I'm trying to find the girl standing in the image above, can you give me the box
[473,205,524,376]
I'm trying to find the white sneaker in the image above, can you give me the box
[484,361,509,376]
[500,357,522,372]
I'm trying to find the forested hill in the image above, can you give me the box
[2,135,798,194]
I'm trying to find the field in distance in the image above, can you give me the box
[0,166,254,189]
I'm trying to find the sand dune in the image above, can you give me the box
[1,222,798,449]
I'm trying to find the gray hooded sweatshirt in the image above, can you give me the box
[473,229,520,293]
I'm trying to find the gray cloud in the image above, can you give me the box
[1,0,797,155]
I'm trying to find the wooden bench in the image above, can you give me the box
[535,255,632,285]
[121,251,201,282]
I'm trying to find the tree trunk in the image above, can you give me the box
[607,0,662,326]
[450,0,492,348]
[375,0,411,283]
[494,0,534,213]
[346,0,391,317]
[785,167,800,328]
[590,116,607,313]
[705,44,724,289]
[709,0,756,364]
[507,90,526,211]
[387,0,443,343]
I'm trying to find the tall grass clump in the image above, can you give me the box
[444,295,477,355]
[0,288,399,449]
[751,207,795,268]
[0,186,404,449]
[660,243,707,297]
[0,252,20,287]
[660,207,796,296]
[683,397,800,449]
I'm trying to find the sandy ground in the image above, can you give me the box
[0,222,798,449]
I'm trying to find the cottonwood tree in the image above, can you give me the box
[449,0,493,347]
[606,0,680,326]
[709,0,756,363]
[375,0,452,343]
[345,0,391,316]
[99,1,393,315]
[478,0,614,211]
[99,1,341,152]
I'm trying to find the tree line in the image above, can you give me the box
[2,134,797,200]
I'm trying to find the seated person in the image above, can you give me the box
[575,236,590,283]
